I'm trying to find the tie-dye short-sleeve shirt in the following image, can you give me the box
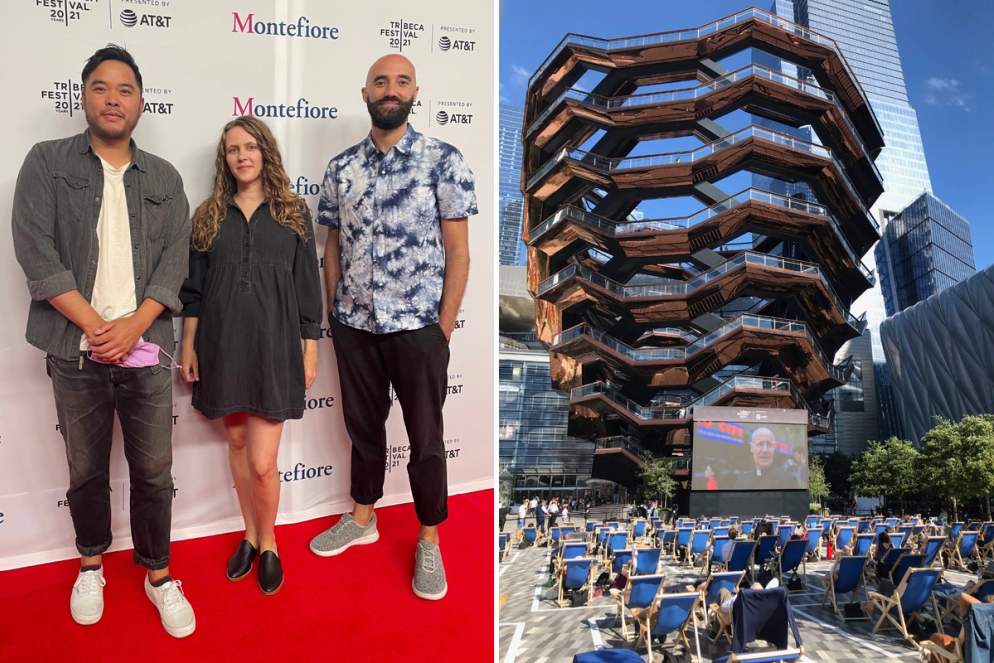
[316,124,478,334]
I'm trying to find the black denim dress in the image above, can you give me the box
[180,200,322,421]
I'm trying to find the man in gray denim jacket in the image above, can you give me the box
[11,45,195,638]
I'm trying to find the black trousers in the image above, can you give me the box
[330,316,449,526]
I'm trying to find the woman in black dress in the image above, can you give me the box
[179,116,322,595]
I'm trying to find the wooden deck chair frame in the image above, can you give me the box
[557,558,596,607]
[776,539,809,592]
[819,555,869,620]
[634,591,702,663]
[710,593,735,645]
[868,567,944,647]
[936,578,994,626]
[689,571,744,634]
[612,572,666,641]
[713,649,804,663]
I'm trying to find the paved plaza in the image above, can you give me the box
[498,521,974,663]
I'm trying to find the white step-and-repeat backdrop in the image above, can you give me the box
[0,0,494,570]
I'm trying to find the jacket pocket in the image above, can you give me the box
[53,171,90,225]
[143,193,172,240]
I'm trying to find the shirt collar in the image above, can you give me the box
[78,130,147,172]
[227,196,269,208]
[362,123,420,159]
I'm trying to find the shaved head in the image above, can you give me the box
[362,54,419,131]
[365,54,417,88]
[749,427,776,470]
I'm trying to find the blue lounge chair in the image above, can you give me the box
[848,519,859,528]
[559,558,595,606]
[922,536,945,567]
[775,539,809,591]
[561,525,577,538]
[633,520,647,540]
[886,518,899,529]
[572,649,644,663]
[714,527,730,538]
[898,525,914,541]
[950,522,964,541]
[694,571,745,634]
[875,524,889,537]
[730,517,739,525]
[853,534,874,557]
[522,527,538,547]
[835,527,855,550]
[499,533,509,561]
[721,520,731,527]
[937,578,994,626]
[711,518,721,529]
[585,521,596,533]
[632,547,661,576]
[857,520,869,533]
[967,522,982,531]
[805,516,820,529]
[869,567,944,644]
[876,546,911,576]
[548,527,563,548]
[725,540,757,583]
[951,530,979,569]
[703,536,733,579]
[820,555,869,620]
[803,534,820,564]
[612,549,634,576]
[755,535,778,572]
[821,520,833,538]
[676,527,694,561]
[659,529,677,555]
[913,524,926,536]
[688,530,711,568]
[890,552,926,585]
[612,572,665,640]
[607,532,629,560]
[891,532,906,548]
[561,542,588,562]
[740,521,753,536]
[777,524,795,549]
[635,592,701,663]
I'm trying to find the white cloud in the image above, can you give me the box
[924,77,971,111]
[511,64,531,86]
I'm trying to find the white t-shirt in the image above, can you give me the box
[518,504,526,517]
[529,499,537,510]
[550,503,559,514]
[81,158,137,350]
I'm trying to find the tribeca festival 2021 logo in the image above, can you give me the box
[232,96,337,119]
[41,77,175,117]
[379,18,425,52]
[431,100,473,127]
[434,24,475,52]
[34,0,100,27]
[231,12,338,39]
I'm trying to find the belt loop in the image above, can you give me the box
[78,355,84,370]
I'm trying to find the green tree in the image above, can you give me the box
[850,437,920,515]
[918,415,994,521]
[820,450,854,498]
[639,453,677,508]
[807,454,830,503]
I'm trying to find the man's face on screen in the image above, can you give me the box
[750,431,776,470]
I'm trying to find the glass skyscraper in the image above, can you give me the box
[877,192,975,316]
[498,104,527,266]
[765,0,974,445]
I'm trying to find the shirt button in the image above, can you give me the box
[134,244,139,249]
[380,170,385,175]
[136,276,141,281]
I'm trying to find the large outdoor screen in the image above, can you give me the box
[691,406,809,491]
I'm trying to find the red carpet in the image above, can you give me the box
[0,490,494,662]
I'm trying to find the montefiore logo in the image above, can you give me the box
[232,12,338,39]
[232,96,337,119]
[435,110,449,125]
[120,8,170,28]
[438,36,451,51]
[279,462,333,483]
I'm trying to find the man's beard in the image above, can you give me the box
[86,107,139,142]
[366,96,414,130]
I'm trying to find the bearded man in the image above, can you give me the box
[308,54,477,601]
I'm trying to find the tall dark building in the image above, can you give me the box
[521,8,884,492]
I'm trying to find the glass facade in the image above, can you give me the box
[498,349,595,499]
[878,192,975,316]
[498,104,527,266]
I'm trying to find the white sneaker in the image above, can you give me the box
[70,568,106,625]
[144,575,196,638]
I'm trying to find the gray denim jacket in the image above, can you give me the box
[11,131,191,360]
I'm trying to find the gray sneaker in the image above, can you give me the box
[309,513,379,557]
[412,541,447,600]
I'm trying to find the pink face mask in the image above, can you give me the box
[89,342,179,369]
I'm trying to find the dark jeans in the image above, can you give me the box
[329,317,449,527]
[47,355,174,570]
[537,518,546,533]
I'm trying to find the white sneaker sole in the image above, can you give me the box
[70,605,103,625]
[145,585,196,638]
[412,578,448,601]
[309,529,379,557]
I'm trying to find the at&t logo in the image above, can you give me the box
[37,0,99,27]
[120,8,171,28]
[444,437,461,460]
[433,100,473,127]
[436,25,476,52]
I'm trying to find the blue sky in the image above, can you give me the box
[499,0,994,269]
